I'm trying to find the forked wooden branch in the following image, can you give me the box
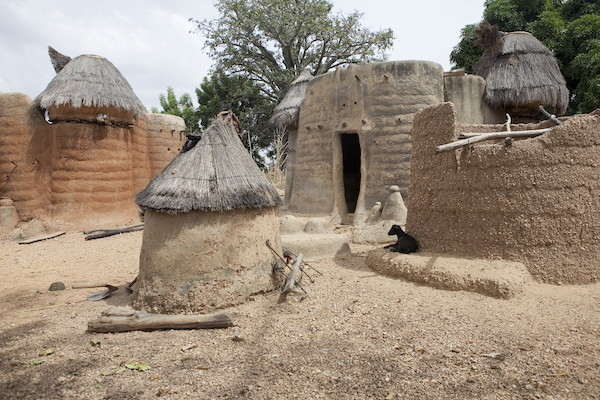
[87,308,233,333]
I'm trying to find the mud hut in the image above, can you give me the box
[284,61,445,224]
[270,70,313,204]
[0,47,185,230]
[474,23,569,120]
[134,111,283,313]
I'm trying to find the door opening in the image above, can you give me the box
[341,134,361,213]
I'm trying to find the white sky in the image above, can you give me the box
[0,0,485,111]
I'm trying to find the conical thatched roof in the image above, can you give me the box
[33,50,146,115]
[136,111,282,213]
[474,24,569,116]
[270,70,313,128]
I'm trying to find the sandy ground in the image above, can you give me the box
[1,229,599,399]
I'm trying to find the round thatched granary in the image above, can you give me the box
[270,70,313,204]
[0,47,185,230]
[134,111,283,313]
[474,23,569,121]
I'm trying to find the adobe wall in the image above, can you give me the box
[407,102,600,284]
[443,74,505,124]
[290,61,445,222]
[134,207,283,313]
[0,92,185,230]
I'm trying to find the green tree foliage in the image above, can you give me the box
[449,24,484,74]
[450,0,600,114]
[195,70,274,168]
[151,87,199,134]
[184,0,394,169]
[191,0,394,101]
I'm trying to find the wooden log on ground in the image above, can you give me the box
[87,308,233,333]
[83,223,144,235]
[84,224,144,240]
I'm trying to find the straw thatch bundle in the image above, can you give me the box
[33,49,146,115]
[270,70,313,128]
[48,46,71,73]
[474,23,569,116]
[136,111,282,213]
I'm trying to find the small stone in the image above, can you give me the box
[232,328,245,342]
[49,282,65,291]
[57,377,68,383]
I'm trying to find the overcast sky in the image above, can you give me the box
[0,0,485,111]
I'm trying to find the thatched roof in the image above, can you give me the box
[136,111,282,213]
[33,50,146,115]
[270,70,313,128]
[474,24,569,116]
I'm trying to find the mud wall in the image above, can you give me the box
[134,207,283,313]
[0,92,185,230]
[290,61,445,222]
[407,102,600,284]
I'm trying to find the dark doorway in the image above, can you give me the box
[341,134,361,213]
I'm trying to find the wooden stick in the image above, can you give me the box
[539,105,562,125]
[87,308,233,333]
[84,224,144,240]
[18,231,66,245]
[282,253,303,295]
[83,223,144,234]
[436,128,553,152]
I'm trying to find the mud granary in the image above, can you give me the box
[0,48,185,230]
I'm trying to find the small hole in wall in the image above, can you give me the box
[342,103,346,107]
[354,101,357,105]
[167,148,170,151]
[177,148,181,151]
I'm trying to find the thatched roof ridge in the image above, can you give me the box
[48,46,72,74]
[474,28,569,116]
[270,70,313,128]
[136,111,282,213]
[33,53,146,115]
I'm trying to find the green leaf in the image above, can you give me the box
[125,361,151,371]
[89,341,101,348]
[29,359,46,367]
[39,349,54,357]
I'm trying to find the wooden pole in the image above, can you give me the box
[436,128,553,153]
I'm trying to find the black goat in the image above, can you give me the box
[384,224,418,254]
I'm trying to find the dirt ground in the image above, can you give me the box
[1,229,599,400]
